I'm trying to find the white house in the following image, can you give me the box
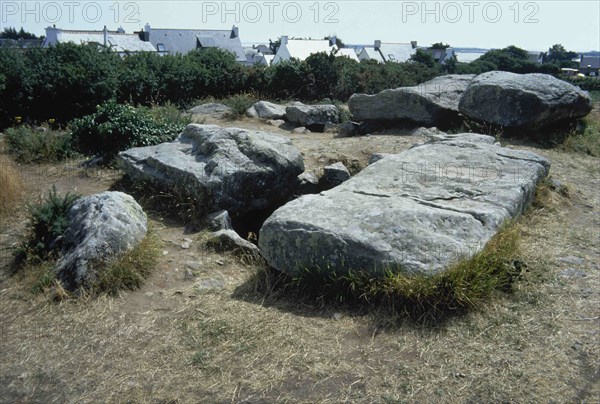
[358,40,417,63]
[43,25,157,55]
[336,48,359,62]
[271,36,336,64]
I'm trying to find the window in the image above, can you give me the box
[157,43,165,52]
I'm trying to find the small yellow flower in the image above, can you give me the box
[15,116,22,122]
[48,118,56,124]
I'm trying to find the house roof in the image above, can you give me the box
[284,39,335,60]
[580,56,600,69]
[50,30,155,52]
[423,47,455,64]
[378,43,416,63]
[336,48,359,62]
[148,28,246,61]
[359,46,385,62]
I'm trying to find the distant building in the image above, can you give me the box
[579,55,600,77]
[357,40,417,63]
[422,47,455,65]
[43,25,156,55]
[335,48,359,62]
[138,24,246,62]
[527,51,545,65]
[560,68,581,78]
[271,36,336,64]
[0,38,43,49]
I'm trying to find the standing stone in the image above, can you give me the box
[246,101,287,120]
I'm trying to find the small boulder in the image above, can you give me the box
[292,127,311,134]
[286,103,340,130]
[247,101,287,120]
[336,121,359,138]
[205,210,233,231]
[187,103,234,120]
[321,162,351,189]
[206,229,260,258]
[459,71,593,129]
[55,192,148,291]
[295,171,320,195]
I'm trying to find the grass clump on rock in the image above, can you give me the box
[247,222,523,320]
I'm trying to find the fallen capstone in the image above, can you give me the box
[458,71,592,128]
[246,101,287,120]
[259,133,550,277]
[348,74,475,127]
[119,124,304,216]
[286,103,340,129]
[55,192,148,291]
[187,103,233,119]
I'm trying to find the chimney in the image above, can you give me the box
[117,26,125,33]
[329,35,337,47]
[411,40,417,49]
[374,40,381,50]
[140,23,151,41]
[280,35,288,45]
[44,25,61,46]
[103,25,108,47]
[231,25,239,38]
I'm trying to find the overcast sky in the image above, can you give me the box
[2,1,599,51]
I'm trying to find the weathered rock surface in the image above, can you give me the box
[259,133,550,277]
[336,121,359,138]
[348,75,475,126]
[188,103,233,119]
[55,192,148,290]
[321,162,351,189]
[458,71,592,128]
[119,124,305,216]
[294,171,320,195]
[286,103,340,128]
[205,210,233,231]
[206,229,260,258]
[246,101,287,120]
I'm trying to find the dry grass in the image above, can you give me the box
[0,154,24,219]
[0,116,598,403]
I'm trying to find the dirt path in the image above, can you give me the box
[0,117,598,403]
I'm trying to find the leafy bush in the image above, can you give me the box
[0,154,23,218]
[70,101,185,157]
[5,125,76,163]
[22,186,80,261]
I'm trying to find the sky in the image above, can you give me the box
[1,0,599,51]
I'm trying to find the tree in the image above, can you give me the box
[430,42,450,50]
[545,44,578,68]
[410,49,436,68]
[0,27,38,40]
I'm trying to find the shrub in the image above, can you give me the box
[0,154,24,218]
[5,125,76,163]
[21,186,80,262]
[222,93,258,117]
[148,102,193,126]
[70,101,185,158]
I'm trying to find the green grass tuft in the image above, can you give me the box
[5,125,76,163]
[222,93,258,118]
[558,118,600,157]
